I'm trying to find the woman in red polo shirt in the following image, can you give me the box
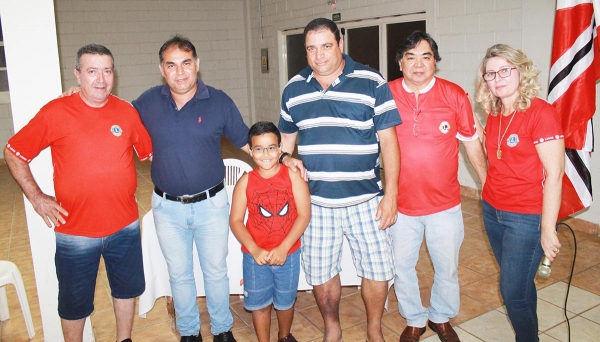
[475,44,565,342]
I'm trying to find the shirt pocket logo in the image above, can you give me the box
[111,125,122,137]
[439,121,451,134]
[507,134,519,147]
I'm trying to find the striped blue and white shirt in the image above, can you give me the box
[279,54,402,208]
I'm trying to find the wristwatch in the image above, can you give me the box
[278,152,291,164]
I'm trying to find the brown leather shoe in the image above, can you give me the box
[399,325,426,342]
[427,321,460,342]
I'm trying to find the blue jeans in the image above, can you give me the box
[390,204,464,327]
[482,200,543,342]
[242,249,300,311]
[55,220,144,320]
[152,189,233,336]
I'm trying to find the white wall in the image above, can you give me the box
[435,0,524,191]
[0,0,253,150]
[54,0,252,122]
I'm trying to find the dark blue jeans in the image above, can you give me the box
[55,220,144,320]
[482,200,543,342]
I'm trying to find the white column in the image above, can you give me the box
[0,1,93,340]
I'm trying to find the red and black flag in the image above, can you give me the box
[548,0,599,218]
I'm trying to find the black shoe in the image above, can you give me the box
[119,339,133,342]
[180,335,202,342]
[213,331,236,342]
[278,333,298,342]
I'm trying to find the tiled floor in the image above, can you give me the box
[1,140,600,341]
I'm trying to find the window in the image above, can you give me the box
[346,26,380,71]
[282,13,426,85]
[285,33,306,81]
[386,21,426,81]
[0,48,8,92]
[0,16,9,103]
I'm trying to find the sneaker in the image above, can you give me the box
[278,333,298,342]
[213,331,236,342]
[180,335,202,342]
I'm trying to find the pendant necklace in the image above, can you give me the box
[497,110,517,160]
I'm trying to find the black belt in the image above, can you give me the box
[154,181,224,204]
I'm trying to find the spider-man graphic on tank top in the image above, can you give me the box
[243,165,300,254]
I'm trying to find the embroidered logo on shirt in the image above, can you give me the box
[439,121,450,134]
[507,134,519,147]
[198,117,202,123]
[110,125,122,137]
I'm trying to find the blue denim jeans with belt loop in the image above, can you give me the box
[390,204,464,327]
[482,200,544,342]
[152,188,233,336]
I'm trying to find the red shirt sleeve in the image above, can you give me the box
[6,103,56,162]
[455,92,477,141]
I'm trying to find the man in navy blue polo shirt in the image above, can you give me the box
[279,18,401,342]
[132,35,248,342]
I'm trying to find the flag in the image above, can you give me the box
[547,0,598,219]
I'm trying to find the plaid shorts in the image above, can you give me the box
[301,196,394,285]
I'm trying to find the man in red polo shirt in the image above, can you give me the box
[4,44,152,342]
[388,31,487,342]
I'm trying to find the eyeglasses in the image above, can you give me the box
[413,108,420,137]
[482,67,517,81]
[251,145,279,154]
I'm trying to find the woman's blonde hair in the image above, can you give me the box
[475,44,541,115]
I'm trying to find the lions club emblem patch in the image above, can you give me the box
[507,134,519,147]
[111,125,122,137]
[110,125,123,137]
[439,121,450,134]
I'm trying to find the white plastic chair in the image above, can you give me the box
[223,158,253,203]
[0,261,35,339]
[223,158,253,295]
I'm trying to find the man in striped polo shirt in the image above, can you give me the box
[279,18,402,342]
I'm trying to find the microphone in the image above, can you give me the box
[538,256,552,278]
[538,225,559,278]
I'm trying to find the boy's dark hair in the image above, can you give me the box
[75,44,114,71]
[248,121,281,146]
[304,18,341,45]
[159,35,198,63]
[395,31,442,63]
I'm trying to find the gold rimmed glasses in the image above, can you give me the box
[251,145,279,154]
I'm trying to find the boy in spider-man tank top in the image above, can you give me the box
[229,121,311,342]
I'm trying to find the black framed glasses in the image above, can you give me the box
[482,67,517,81]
